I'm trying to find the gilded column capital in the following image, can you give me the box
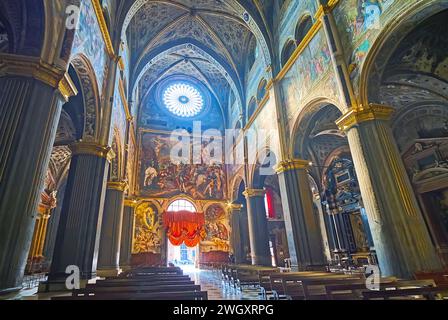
[107,181,128,192]
[275,159,310,174]
[336,104,394,132]
[243,189,266,198]
[0,53,77,101]
[69,141,115,162]
[124,198,138,208]
[227,203,243,212]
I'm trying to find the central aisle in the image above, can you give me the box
[182,266,262,300]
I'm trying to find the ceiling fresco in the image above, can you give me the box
[120,0,273,127]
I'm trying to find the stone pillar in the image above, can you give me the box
[337,104,443,278]
[228,204,244,264]
[47,141,113,286]
[243,189,271,266]
[0,54,76,293]
[120,200,136,271]
[275,160,326,270]
[97,181,127,277]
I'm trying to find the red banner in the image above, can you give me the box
[163,211,205,247]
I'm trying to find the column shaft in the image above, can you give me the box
[244,190,271,266]
[119,203,135,271]
[276,160,326,270]
[48,143,110,282]
[97,183,126,277]
[338,106,442,277]
[0,75,65,292]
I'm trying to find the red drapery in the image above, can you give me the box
[265,188,276,219]
[163,211,205,247]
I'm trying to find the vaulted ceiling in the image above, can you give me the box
[120,0,273,124]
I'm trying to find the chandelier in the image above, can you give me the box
[163,82,204,118]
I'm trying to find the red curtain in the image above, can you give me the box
[163,211,205,247]
[265,188,276,219]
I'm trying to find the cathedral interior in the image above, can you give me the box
[0,0,448,302]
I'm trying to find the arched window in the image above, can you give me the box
[295,15,313,45]
[168,199,196,212]
[257,79,267,101]
[281,40,296,67]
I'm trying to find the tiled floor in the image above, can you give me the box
[185,267,262,300]
[1,267,263,300]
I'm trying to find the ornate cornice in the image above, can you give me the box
[107,181,128,192]
[275,159,310,174]
[124,198,138,208]
[243,189,266,198]
[227,203,243,212]
[336,104,395,132]
[69,141,115,162]
[92,0,116,60]
[0,54,78,101]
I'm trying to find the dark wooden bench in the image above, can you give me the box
[91,279,195,288]
[76,284,202,295]
[362,285,448,300]
[52,290,208,300]
[283,274,364,300]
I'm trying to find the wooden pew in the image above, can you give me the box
[76,284,202,295]
[53,290,208,300]
[268,272,332,299]
[91,279,195,288]
[326,279,441,300]
[283,274,364,300]
[414,271,448,286]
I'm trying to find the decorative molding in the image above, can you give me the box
[107,181,128,192]
[243,188,266,198]
[336,104,395,132]
[275,159,310,174]
[70,141,115,162]
[227,203,243,212]
[275,1,340,82]
[91,0,116,60]
[0,54,77,101]
[124,198,138,208]
[118,78,132,121]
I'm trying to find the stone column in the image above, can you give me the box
[0,54,76,293]
[97,181,127,277]
[275,160,326,270]
[47,141,113,287]
[120,200,136,271]
[243,189,271,266]
[228,204,244,264]
[337,104,443,278]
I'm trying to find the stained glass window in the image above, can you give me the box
[163,82,204,118]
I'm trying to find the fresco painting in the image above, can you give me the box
[139,132,227,200]
[133,202,163,254]
[201,204,230,253]
[71,0,107,93]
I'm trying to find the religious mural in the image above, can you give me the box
[71,0,107,92]
[279,29,334,126]
[139,132,227,200]
[132,202,164,254]
[201,204,230,253]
